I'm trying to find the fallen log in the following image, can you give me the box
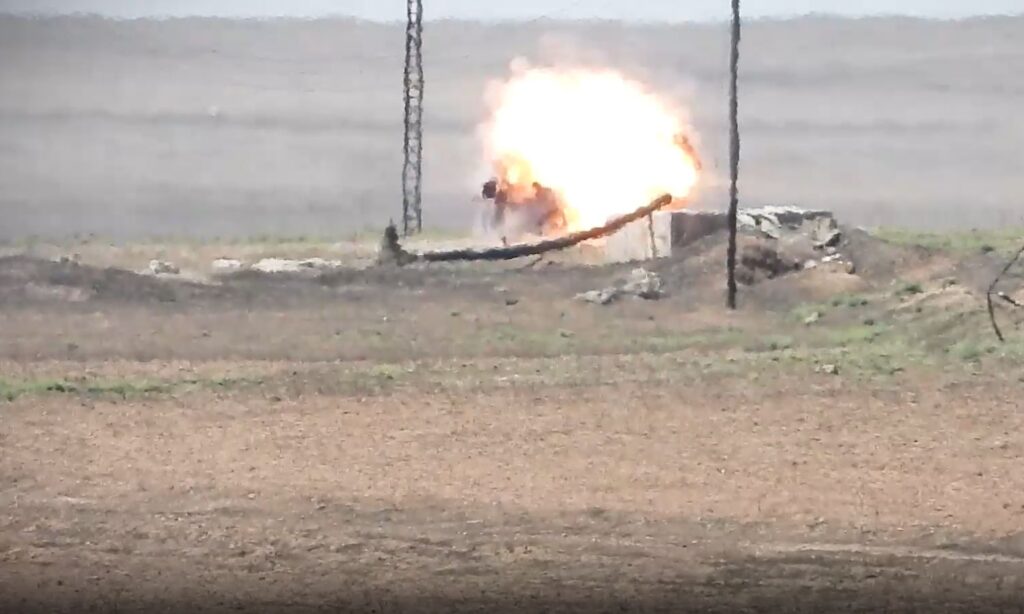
[379,193,676,265]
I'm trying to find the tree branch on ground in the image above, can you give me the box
[986,241,1024,342]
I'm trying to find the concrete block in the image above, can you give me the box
[669,210,730,247]
[602,206,836,263]
[604,209,728,263]
[604,211,672,263]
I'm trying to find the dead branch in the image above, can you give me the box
[998,292,1023,308]
[986,241,1024,342]
[379,194,675,265]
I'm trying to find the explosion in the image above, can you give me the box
[481,63,701,233]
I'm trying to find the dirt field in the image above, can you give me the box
[2,228,1023,612]
[3,11,1023,612]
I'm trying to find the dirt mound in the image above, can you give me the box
[657,232,809,285]
[841,228,949,283]
[951,250,1024,296]
[735,239,804,285]
[0,255,220,305]
[648,225,959,311]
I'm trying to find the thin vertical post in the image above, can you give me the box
[402,0,425,235]
[726,0,741,309]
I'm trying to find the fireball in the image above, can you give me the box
[481,63,701,231]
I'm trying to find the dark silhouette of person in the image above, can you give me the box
[481,178,508,227]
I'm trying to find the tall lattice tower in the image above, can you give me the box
[402,0,425,236]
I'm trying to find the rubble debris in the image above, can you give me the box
[798,251,857,276]
[252,257,343,274]
[252,259,304,274]
[621,267,665,299]
[609,206,842,265]
[297,257,341,270]
[575,268,665,305]
[737,241,802,285]
[575,288,620,305]
[803,214,843,249]
[738,206,835,239]
[742,214,782,240]
[148,259,179,276]
[211,258,244,273]
[815,228,843,250]
[737,206,842,251]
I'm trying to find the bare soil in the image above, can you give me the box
[2,231,1024,612]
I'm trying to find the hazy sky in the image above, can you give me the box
[1,0,1021,21]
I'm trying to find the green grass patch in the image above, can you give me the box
[0,375,258,402]
[821,323,888,347]
[0,378,171,401]
[790,294,873,323]
[831,293,871,308]
[894,281,925,297]
[744,334,796,353]
[946,334,1024,364]
[874,227,1024,256]
[790,302,827,323]
[661,328,751,351]
[949,339,994,362]
[462,324,753,358]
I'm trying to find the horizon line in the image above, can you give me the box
[2,11,1022,25]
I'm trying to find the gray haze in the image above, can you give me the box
[0,15,1022,240]
[1,0,1022,21]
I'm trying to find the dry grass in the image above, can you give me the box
[2,231,1024,611]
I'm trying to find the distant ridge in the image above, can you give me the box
[0,6,1021,24]
[0,12,1020,238]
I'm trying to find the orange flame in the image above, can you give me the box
[482,63,701,231]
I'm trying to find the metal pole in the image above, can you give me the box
[726,0,741,309]
[402,0,425,235]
